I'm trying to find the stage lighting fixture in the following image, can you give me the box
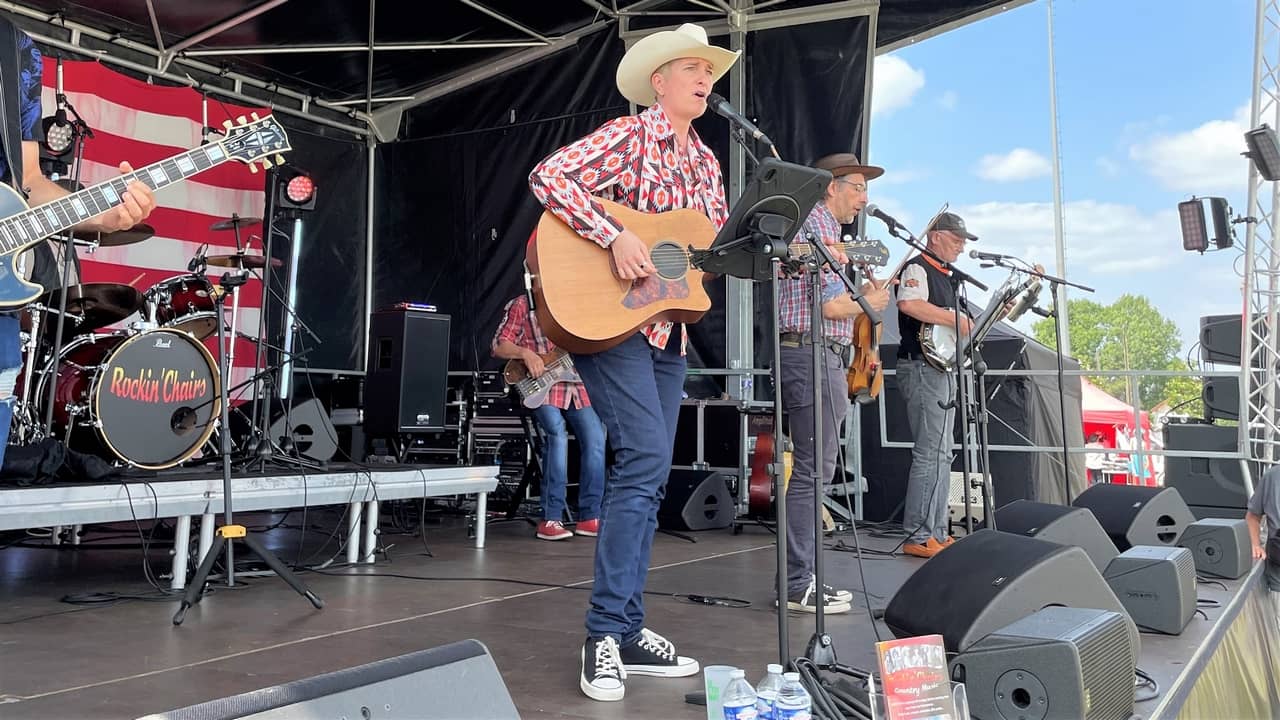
[1178,198,1208,253]
[277,168,316,211]
[41,113,74,156]
[1244,124,1280,181]
[1208,197,1235,249]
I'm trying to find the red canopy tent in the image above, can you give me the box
[1081,378,1157,485]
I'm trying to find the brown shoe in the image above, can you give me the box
[941,536,957,547]
[903,542,941,559]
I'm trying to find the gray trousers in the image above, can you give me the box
[897,358,956,544]
[780,343,848,598]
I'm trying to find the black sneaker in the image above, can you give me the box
[785,579,851,614]
[619,628,700,677]
[823,582,854,604]
[580,636,625,702]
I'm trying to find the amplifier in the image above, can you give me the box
[364,310,450,435]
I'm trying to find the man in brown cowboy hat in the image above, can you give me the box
[528,23,738,702]
[776,152,890,614]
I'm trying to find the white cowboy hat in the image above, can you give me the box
[615,23,740,107]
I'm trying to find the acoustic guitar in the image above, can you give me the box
[528,198,717,354]
[502,349,580,409]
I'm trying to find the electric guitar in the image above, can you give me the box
[528,198,718,354]
[502,349,581,409]
[0,114,290,308]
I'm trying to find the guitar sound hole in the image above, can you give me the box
[650,241,688,280]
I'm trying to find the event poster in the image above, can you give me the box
[874,635,953,720]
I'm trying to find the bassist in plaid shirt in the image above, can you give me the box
[492,294,606,541]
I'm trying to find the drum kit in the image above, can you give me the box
[12,214,283,470]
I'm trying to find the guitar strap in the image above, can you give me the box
[0,16,27,195]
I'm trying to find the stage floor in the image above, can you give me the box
[0,510,1258,719]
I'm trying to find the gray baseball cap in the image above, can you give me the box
[929,212,978,241]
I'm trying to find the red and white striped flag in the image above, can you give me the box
[40,58,271,400]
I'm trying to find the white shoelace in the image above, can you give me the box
[638,628,676,661]
[594,637,625,679]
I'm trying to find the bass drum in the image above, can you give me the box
[36,328,221,469]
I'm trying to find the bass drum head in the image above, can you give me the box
[91,329,221,469]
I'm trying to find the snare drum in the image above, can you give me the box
[35,328,221,469]
[148,274,220,339]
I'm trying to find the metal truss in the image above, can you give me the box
[1241,0,1280,470]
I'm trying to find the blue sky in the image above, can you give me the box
[866,0,1255,357]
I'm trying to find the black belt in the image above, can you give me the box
[898,351,926,361]
[780,332,850,354]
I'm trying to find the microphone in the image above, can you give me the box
[969,249,1018,262]
[1005,278,1043,323]
[187,243,207,272]
[863,204,906,232]
[706,93,774,146]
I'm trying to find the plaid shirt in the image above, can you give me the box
[492,295,589,410]
[777,202,854,343]
[529,103,730,354]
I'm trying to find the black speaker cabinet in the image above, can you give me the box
[950,606,1136,720]
[1200,314,1242,365]
[1103,546,1197,635]
[658,470,735,531]
[992,499,1119,572]
[883,529,1139,655]
[1202,376,1239,422]
[269,398,339,462]
[1070,484,1195,552]
[1163,422,1254,516]
[141,639,518,719]
[1179,518,1252,579]
[365,310,450,435]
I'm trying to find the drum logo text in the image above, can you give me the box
[109,367,209,403]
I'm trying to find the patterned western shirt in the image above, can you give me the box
[777,201,854,343]
[528,103,730,354]
[492,294,589,410]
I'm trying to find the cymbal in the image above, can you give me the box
[206,253,282,269]
[38,283,144,335]
[210,216,262,231]
[71,224,156,247]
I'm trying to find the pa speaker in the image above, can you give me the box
[659,470,734,531]
[992,499,1119,572]
[1070,484,1195,551]
[883,529,1139,655]
[1163,422,1253,515]
[1103,546,1197,634]
[1178,518,1252,579]
[364,310,450,435]
[1202,377,1239,422]
[138,639,518,719]
[950,606,1137,720]
[269,398,338,462]
[1199,314,1242,365]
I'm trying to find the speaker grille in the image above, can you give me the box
[1076,614,1135,720]
[1174,546,1196,580]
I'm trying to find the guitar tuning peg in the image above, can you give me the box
[248,163,259,174]
[250,111,261,121]
[236,115,247,125]
[222,119,234,131]
[274,154,285,166]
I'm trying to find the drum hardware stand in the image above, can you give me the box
[173,269,323,625]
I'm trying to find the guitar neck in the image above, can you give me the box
[0,143,233,256]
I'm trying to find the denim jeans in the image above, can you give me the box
[572,333,685,645]
[0,314,21,462]
[532,403,606,522]
[897,359,955,544]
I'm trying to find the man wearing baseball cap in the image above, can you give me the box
[895,211,977,558]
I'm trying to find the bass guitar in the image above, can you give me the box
[502,350,580,409]
[0,114,289,308]
[528,198,717,354]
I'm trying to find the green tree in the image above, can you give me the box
[1031,294,1183,408]
[1161,359,1204,417]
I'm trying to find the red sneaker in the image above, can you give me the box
[536,520,573,541]
[575,518,600,537]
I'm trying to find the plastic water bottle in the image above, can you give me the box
[774,672,812,720]
[722,669,759,720]
[755,664,784,720]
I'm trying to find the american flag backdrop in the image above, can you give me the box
[39,58,272,400]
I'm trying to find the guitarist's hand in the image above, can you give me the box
[610,230,654,280]
[521,349,546,378]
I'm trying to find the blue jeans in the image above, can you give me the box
[0,314,21,463]
[897,359,956,544]
[572,333,685,645]
[532,403,606,522]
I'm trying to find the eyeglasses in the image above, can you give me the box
[835,179,867,193]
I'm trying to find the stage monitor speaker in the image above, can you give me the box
[1202,376,1239,422]
[1103,546,1197,635]
[991,499,1119,572]
[950,606,1136,720]
[1163,422,1253,515]
[1070,484,1196,552]
[1178,518,1252,579]
[883,529,1139,655]
[1199,314,1242,365]
[659,470,735,531]
[269,398,338,462]
[137,639,518,719]
[364,310,450,435]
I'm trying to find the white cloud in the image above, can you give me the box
[1096,156,1122,177]
[938,90,958,111]
[975,148,1053,182]
[876,168,931,186]
[1128,104,1250,193]
[871,55,925,118]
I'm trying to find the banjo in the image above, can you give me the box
[918,266,1043,372]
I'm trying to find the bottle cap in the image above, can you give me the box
[783,671,801,681]
[731,669,746,678]
[767,663,783,674]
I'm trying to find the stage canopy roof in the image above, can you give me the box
[5,0,1032,138]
